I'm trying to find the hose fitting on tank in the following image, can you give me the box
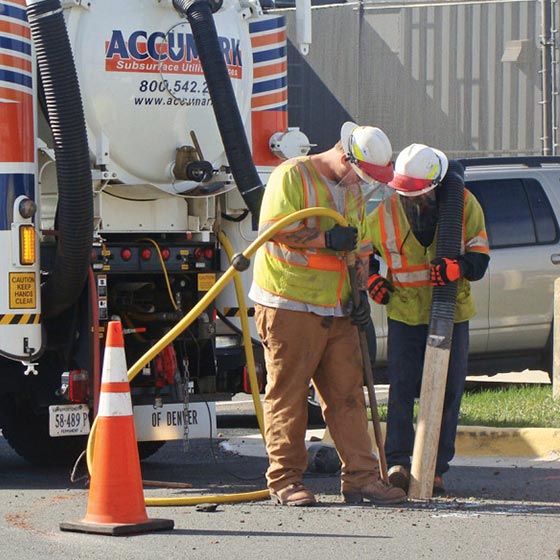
[231,253,250,272]
[171,0,264,220]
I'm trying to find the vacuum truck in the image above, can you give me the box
[0,0,311,465]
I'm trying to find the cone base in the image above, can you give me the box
[60,517,174,536]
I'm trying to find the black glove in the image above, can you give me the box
[325,225,358,252]
[349,291,371,329]
[367,273,394,305]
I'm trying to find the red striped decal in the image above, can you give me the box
[0,53,32,74]
[0,20,31,40]
[251,110,287,166]
[251,90,287,109]
[250,30,286,48]
[253,60,287,79]
[0,86,29,102]
[0,91,34,163]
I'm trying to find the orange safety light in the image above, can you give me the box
[19,224,36,265]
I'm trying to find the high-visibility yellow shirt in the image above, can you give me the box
[367,189,489,325]
[253,157,373,308]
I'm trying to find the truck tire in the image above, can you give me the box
[0,396,87,467]
[138,441,166,460]
[0,396,167,466]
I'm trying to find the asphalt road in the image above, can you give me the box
[0,399,558,560]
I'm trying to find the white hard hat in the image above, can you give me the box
[388,143,449,197]
[340,121,394,184]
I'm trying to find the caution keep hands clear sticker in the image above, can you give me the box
[9,272,36,309]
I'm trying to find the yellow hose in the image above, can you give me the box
[218,231,265,438]
[87,207,347,506]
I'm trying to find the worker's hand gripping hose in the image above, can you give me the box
[87,207,347,506]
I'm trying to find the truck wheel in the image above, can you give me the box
[0,396,167,466]
[0,397,87,467]
[138,441,166,460]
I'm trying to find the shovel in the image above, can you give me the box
[347,253,389,483]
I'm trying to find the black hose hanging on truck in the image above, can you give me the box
[172,0,265,220]
[428,161,465,347]
[26,0,93,319]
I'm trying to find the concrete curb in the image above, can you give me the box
[222,427,560,461]
[454,425,560,457]
[320,423,560,458]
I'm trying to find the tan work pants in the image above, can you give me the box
[255,305,379,493]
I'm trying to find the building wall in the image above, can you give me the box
[282,0,544,157]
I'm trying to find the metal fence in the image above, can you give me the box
[279,0,553,158]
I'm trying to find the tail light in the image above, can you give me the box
[243,362,265,394]
[61,370,90,403]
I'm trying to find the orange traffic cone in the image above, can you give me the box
[60,320,174,536]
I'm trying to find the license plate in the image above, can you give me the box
[48,404,90,437]
[133,402,216,442]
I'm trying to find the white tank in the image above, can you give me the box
[64,0,253,194]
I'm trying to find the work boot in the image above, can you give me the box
[433,475,446,496]
[270,482,317,506]
[342,479,407,505]
[387,465,410,493]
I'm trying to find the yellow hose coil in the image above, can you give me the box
[87,207,347,506]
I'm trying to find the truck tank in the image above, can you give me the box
[67,0,251,191]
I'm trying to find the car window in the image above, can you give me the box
[525,179,558,243]
[467,178,559,249]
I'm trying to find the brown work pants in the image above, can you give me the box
[255,304,379,493]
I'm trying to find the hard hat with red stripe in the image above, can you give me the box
[340,121,394,184]
[388,143,449,197]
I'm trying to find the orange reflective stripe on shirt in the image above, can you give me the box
[379,198,401,271]
[296,162,320,229]
[264,241,345,271]
[259,215,303,234]
[379,197,431,287]
[391,268,431,287]
[466,231,490,254]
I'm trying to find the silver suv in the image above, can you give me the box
[369,156,560,379]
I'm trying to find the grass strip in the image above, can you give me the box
[373,384,560,428]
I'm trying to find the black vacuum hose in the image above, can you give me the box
[173,0,264,220]
[27,0,93,319]
[428,160,465,348]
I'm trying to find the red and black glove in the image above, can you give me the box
[430,257,463,286]
[367,274,394,305]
